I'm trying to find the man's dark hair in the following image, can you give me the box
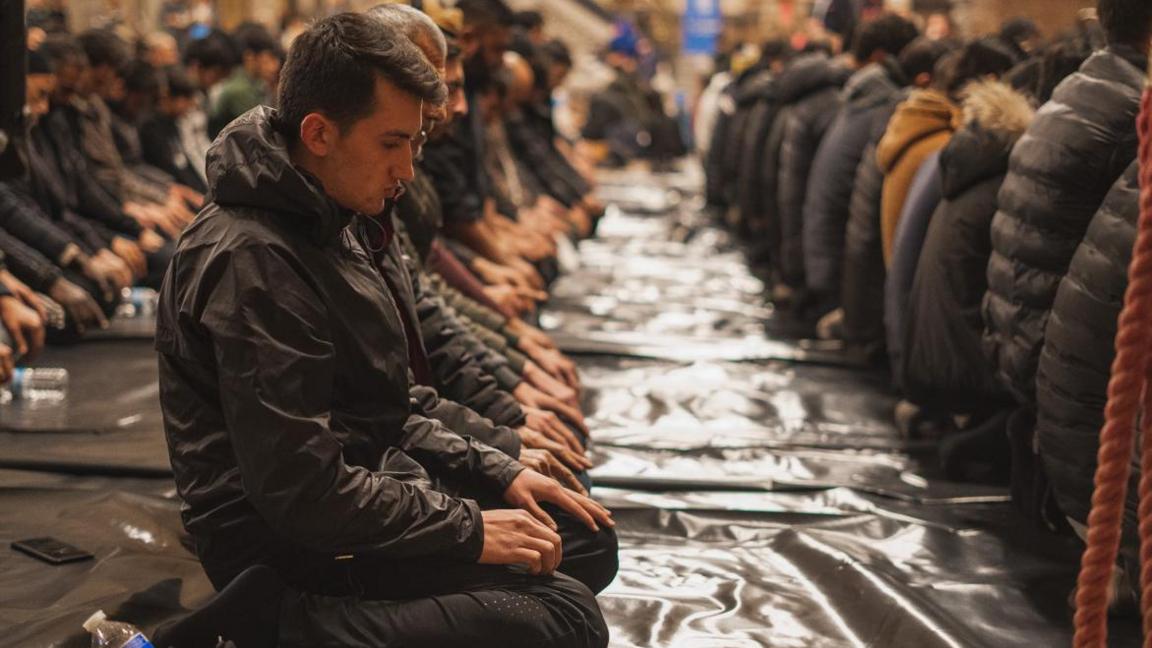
[801,39,834,56]
[897,37,957,82]
[233,22,281,56]
[513,10,544,31]
[948,37,1020,95]
[122,59,163,97]
[165,67,198,99]
[275,12,446,141]
[184,31,237,70]
[1000,17,1039,47]
[78,29,131,71]
[39,33,87,67]
[852,13,919,62]
[542,39,572,68]
[457,0,515,29]
[760,38,793,67]
[1008,30,1095,103]
[1097,0,1152,46]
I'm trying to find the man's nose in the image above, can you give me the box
[394,150,416,183]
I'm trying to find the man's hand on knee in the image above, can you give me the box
[478,509,563,575]
[502,470,614,535]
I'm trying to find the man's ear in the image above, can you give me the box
[298,112,333,157]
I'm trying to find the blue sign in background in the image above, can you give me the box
[683,0,723,55]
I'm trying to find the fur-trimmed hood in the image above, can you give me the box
[938,80,1036,199]
[959,79,1035,137]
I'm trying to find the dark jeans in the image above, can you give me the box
[277,507,616,648]
[275,449,618,647]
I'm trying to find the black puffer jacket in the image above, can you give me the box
[803,57,907,297]
[984,45,1145,404]
[1036,161,1139,526]
[774,54,851,288]
[722,68,775,211]
[903,81,1034,411]
[704,78,737,208]
[156,107,523,591]
[734,75,781,239]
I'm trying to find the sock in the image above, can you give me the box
[152,564,285,648]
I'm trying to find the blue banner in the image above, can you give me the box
[683,0,722,55]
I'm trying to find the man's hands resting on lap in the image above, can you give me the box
[478,470,613,576]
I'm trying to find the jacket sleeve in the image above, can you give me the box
[0,228,62,292]
[413,267,527,428]
[409,384,522,459]
[202,244,507,558]
[0,183,80,263]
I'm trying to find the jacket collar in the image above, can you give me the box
[206,106,354,246]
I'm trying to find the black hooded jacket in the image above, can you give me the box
[774,54,851,288]
[983,46,1145,404]
[156,108,524,590]
[1036,161,1139,525]
[903,81,1034,410]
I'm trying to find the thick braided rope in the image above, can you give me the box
[1139,364,1152,645]
[1074,87,1152,648]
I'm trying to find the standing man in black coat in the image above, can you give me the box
[157,14,614,646]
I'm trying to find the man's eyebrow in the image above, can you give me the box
[382,129,416,139]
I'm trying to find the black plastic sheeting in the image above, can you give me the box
[0,341,170,476]
[0,166,1139,646]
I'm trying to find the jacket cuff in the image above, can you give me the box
[494,365,523,391]
[488,455,526,493]
[459,498,486,562]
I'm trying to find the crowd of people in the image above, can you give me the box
[0,0,687,645]
[701,0,1152,611]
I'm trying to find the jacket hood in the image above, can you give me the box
[938,81,1035,199]
[842,56,907,109]
[206,106,353,245]
[734,68,777,106]
[776,53,852,104]
[876,89,958,173]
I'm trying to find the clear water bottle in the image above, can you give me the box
[115,287,159,319]
[83,610,155,648]
[8,367,69,401]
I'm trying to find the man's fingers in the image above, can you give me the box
[521,497,558,532]
[6,321,27,358]
[511,548,544,575]
[27,324,45,359]
[548,454,588,496]
[548,399,589,436]
[545,433,591,470]
[546,418,587,456]
[524,536,561,574]
[578,494,615,528]
[550,490,599,532]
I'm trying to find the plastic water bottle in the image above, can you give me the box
[115,287,158,319]
[8,367,69,401]
[83,610,155,648]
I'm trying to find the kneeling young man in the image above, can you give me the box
[156,13,614,646]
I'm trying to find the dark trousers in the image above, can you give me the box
[278,507,616,648]
[275,446,618,647]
